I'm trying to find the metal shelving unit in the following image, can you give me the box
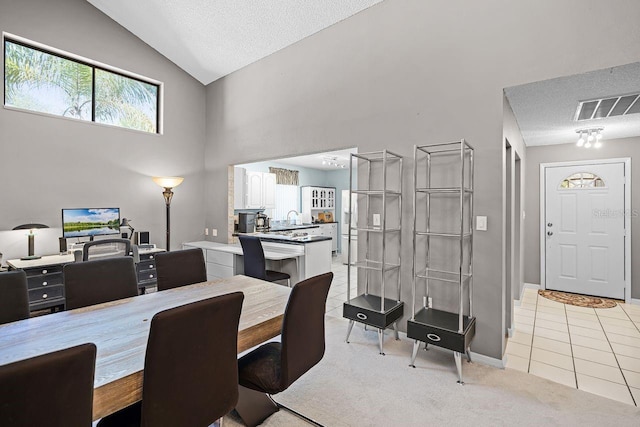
[344,150,404,355]
[407,140,476,383]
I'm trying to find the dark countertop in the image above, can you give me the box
[233,231,332,244]
[268,222,338,232]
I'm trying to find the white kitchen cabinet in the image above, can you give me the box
[245,171,276,209]
[319,223,338,252]
[262,172,276,208]
[301,186,336,218]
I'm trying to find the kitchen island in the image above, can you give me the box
[183,234,332,285]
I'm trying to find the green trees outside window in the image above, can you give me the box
[4,39,159,133]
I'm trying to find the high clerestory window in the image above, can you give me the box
[4,35,161,134]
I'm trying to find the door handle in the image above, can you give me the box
[547,231,553,236]
[547,223,553,227]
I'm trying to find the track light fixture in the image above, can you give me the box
[575,128,603,148]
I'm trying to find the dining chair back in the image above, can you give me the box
[0,270,29,325]
[236,272,332,426]
[82,238,131,262]
[64,257,138,310]
[98,292,245,427]
[154,248,207,291]
[0,343,96,427]
[238,235,290,286]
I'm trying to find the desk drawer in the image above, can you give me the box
[206,262,234,279]
[26,272,63,290]
[28,284,64,305]
[137,260,155,271]
[137,270,156,282]
[139,253,157,262]
[206,250,233,266]
[24,264,64,277]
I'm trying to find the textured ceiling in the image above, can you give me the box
[505,62,640,146]
[88,0,383,85]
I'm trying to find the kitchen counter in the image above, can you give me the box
[183,239,332,285]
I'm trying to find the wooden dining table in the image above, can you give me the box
[0,275,291,420]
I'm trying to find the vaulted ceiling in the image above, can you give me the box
[88,0,383,85]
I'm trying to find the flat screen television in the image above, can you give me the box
[62,208,121,239]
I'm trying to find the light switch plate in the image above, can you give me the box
[476,216,487,231]
[372,214,381,227]
[211,228,217,237]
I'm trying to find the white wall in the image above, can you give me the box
[0,0,207,258]
[204,0,640,359]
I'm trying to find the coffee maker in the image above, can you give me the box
[255,212,269,231]
[238,212,256,233]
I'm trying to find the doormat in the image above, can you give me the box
[538,290,618,309]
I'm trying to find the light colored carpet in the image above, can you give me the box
[226,316,640,427]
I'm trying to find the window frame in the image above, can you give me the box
[3,32,163,134]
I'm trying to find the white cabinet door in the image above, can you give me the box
[262,172,277,209]
[329,223,338,251]
[327,188,335,209]
[306,227,321,236]
[246,171,263,208]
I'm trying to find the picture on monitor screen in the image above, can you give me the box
[62,208,120,238]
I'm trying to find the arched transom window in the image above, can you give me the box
[559,172,605,189]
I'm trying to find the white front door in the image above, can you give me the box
[545,162,626,299]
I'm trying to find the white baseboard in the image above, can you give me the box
[470,351,506,369]
[523,283,541,290]
[631,298,640,306]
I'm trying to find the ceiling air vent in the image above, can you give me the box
[575,94,640,121]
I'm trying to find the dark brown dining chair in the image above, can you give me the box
[0,270,30,324]
[64,257,138,310]
[0,343,96,427]
[238,235,290,286]
[154,248,207,291]
[236,272,333,426]
[97,291,244,427]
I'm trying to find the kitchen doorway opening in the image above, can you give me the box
[227,148,358,252]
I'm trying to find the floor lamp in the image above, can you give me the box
[152,176,184,251]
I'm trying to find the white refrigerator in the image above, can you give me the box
[341,190,357,264]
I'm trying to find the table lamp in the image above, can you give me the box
[152,176,184,251]
[120,218,135,241]
[13,223,49,260]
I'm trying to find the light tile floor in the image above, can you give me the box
[325,255,356,319]
[506,287,640,406]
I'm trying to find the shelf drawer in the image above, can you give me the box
[28,284,64,305]
[407,310,476,353]
[343,295,403,329]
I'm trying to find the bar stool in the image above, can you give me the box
[238,235,291,286]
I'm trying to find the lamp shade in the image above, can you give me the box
[13,223,48,231]
[152,176,184,189]
[120,218,133,227]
